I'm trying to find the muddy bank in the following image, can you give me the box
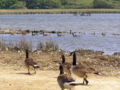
[0,29,65,35]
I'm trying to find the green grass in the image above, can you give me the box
[0,9,120,15]
[74,0,94,7]
[61,0,94,8]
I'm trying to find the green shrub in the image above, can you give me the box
[10,1,26,9]
[93,0,113,8]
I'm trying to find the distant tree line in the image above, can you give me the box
[0,0,120,9]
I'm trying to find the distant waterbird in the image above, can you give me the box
[72,32,80,37]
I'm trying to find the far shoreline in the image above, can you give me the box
[0,29,66,35]
[0,9,120,15]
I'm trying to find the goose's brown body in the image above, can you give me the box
[57,74,75,90]
[57,64,81,90]
[25,49,39,74]
[71,52,89,85]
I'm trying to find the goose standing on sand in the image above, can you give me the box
[25,49,39,74]
[71,52,89,85]
[61,54,71,75]
[57,64,81,90]
[71,51,100,85]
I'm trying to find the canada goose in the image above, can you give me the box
[57,64,81,90]
[72,33,80,37]
[70,52,100,84]
[70,30,72,34]
[57,32,63,37]
[101,32,106,36]
[61,54,71,75]
[71,52,89,85]
[42,32,48,36]
[80,12,91,16]
[25,49,39,74]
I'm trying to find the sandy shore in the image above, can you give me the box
[0,50,119,90]
[0,68,120,90]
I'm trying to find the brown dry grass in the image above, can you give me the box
[0,50,120,75]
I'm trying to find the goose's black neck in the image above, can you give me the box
[59,65,64,75]
[26,49,29,58]
[61,54,65,64]
[73,52,77,65]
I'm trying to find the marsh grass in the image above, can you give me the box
[75,49,104,56]
[0,38,32,51]
[0,9,120,15]
[37,40,59,52]
[0,38,59,52]
[15,38,32,51]
[0,39,6,50]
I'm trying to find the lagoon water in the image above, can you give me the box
[0,14,120,54]
[0,14,120,33]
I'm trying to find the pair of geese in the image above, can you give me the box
[57,52,99,90]
[24,49,99,90]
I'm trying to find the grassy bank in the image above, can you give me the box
[0,37,120,75]
[0,49,120,75]
[0,9,120,14]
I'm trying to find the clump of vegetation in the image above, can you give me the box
[93,0,113,8]
[37,40,59,52]
[113,52,120,56]
[75,49,104,56]
[0,38,32,51]
[15,38,32,51]
[0,0,26,9]
[0,39,6,50]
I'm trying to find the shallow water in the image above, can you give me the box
[0,14,120,33]
[0,14,120,54]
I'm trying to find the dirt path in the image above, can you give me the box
[0,69,120,90]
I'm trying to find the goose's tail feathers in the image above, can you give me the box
[64,82,82,87]
[33,64,40,68]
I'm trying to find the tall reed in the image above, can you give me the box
[37,40,59,52]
